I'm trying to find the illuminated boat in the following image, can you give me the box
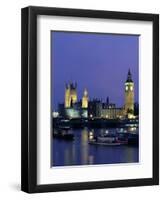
[53,129,74,140]
[58,125,71,130]
[88,140,125,146]
[89,135,127,146]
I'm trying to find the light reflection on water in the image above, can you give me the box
[52,127,139,167]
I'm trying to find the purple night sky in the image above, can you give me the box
[51,31,139,111]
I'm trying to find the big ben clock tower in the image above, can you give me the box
[125,69,134,115]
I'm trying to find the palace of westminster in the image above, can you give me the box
[57,70,137,119]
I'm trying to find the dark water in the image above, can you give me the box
[52,128,139,167]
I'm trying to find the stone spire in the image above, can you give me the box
[126,69,133,82]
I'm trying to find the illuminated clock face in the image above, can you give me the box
[126,86,128,91]
[130,86,133,91]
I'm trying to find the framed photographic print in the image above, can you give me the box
[21,6,159,193]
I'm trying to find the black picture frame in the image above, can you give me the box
[21,6,159,193]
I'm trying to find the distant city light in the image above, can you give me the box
[53,112,59,118]
[89,131,94,140]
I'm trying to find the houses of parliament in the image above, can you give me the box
[58,69,136,119]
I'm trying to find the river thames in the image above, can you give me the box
[52,127,139,167]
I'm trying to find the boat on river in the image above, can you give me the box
[58,125,71,130]
[53,128,74,140]
[116,129,139,146]
[89,141,124,146]
[89,134,128,146]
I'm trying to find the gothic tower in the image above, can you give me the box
[82,88,89,108]
[64,82,77,108]
[125,69,134,114]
